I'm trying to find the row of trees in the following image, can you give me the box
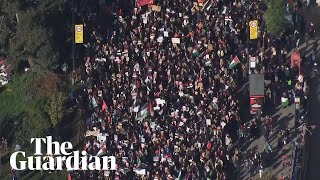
[0,0,73,152]
[0,72,68,152]
[0,0,65,71]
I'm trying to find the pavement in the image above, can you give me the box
[238,37,320,180]
[238,4,320,177]
[239,104,296,180]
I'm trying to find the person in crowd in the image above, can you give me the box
[72,0,308,179]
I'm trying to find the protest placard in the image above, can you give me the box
[164,31,169,37]
[171,38,180,44]
[157,36,163,43]
[151,5,161,12]
[85,129,100,137]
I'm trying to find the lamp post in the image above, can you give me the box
[72,0,75,85]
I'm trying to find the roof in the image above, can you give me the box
[249,73,265,96]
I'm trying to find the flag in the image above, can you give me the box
[96,144,107,157]
[102,100,108,111]
[202,0,213,11]
[264,142,272,152]
[137,0,153,7]
[192,48,199,57]
[136,103,149,121]
[228,56,240,69]
[148,100,154,117]
[281,97,289,107]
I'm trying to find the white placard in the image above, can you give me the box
[221,122,226,128]
[97,134,107,142]
[206,119,211,126]
[143,17,148,24]
[157,36,163,43]
[250,56,256,68]
[155,98,166,105]
[172,38,181,44]
[135,168,146,175]
[164,31,169,37]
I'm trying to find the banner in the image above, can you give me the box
[75,24,83,44]
[85,129,100,137]
[249,20,258,40]
[137,0,153,7]
[151,5,161,12]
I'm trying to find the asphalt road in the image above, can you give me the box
[305,70,320,180]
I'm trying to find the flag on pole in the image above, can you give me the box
[228,56,240,69]
[202,0,213,11]
[136,103,149,121]
[102,100,108,111]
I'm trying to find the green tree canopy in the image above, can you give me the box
[0,0,64,72]
[46,90,67,128]
[16,100,52,150]
[264,0,288,35]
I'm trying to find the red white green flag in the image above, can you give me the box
[228,56,240,69]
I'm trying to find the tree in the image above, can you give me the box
[16,99,51,151]
[46,90,67,128]
[264,0,288,35]
[0,0,64,72]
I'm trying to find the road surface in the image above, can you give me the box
[305,65,320,180]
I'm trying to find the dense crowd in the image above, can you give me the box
[71,0,311,179]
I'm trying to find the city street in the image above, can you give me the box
[240,104,296,180]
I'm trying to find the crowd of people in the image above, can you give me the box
[71,0,312,179]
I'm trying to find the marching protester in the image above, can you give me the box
[71,0,310,179]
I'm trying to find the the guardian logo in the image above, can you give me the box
[10,136,116,171]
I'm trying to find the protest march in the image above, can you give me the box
[70,0,311,179]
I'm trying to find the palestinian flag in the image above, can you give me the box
[192,48,199,57]
[228,56,240,69]
[96,144,107,157]
[136,103,149,121]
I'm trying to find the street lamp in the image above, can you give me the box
[72,0,75,85]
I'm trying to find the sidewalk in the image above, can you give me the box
[240,104,296,180]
